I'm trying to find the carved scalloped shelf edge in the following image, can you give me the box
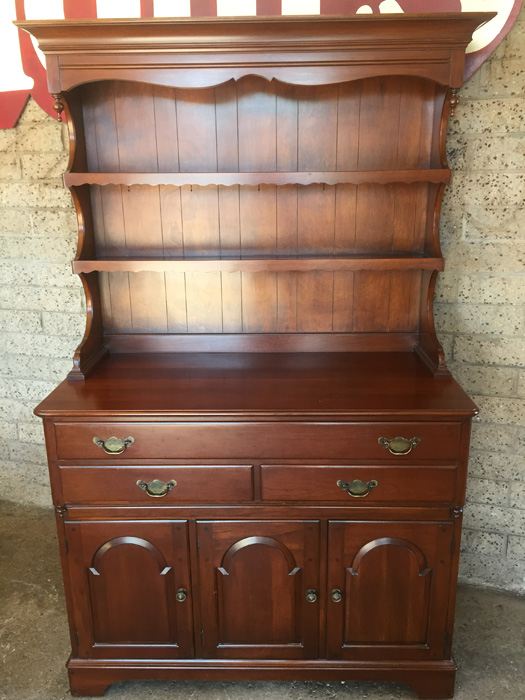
[63,170,451,188]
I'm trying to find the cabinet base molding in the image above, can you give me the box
[68,658,456,699]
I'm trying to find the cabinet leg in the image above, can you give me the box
[408,669,456,699]
[69,669,111,697]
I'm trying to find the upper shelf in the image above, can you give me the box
[17,13,495,93]
[64,170,451,188]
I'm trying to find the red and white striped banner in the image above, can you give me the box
[0,0,522,128]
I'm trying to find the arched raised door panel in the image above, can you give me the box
[326,521,454,662]
[64,521,193,659]
[197,521,320,659]
[346,536,432,645]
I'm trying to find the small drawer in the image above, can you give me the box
[53,421,462,461]
[58,465,254,504]
[260,464,458,504]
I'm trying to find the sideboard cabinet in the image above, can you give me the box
[20,13,490,698]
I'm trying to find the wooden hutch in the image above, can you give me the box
[20,12,490,698]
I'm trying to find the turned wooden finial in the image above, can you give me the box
[52,93,64,122]
[449,89,460,117]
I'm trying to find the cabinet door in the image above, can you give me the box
[327,521,453,661]
[65,520,193,659]
[196,520,320,659]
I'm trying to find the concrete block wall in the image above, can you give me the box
[0,16,524,593]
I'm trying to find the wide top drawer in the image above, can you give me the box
[53,421,464,461]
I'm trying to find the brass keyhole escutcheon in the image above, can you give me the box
[176,588,188,603]
[136,479,177,498]
[331,588,343,603]
[305,589,319,604]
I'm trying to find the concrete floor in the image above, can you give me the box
[0,500,523,700]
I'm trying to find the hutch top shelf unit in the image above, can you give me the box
[19,13,492,384]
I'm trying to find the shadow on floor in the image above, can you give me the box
[1,500,523,700]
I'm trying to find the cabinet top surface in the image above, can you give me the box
[35,352,477,419]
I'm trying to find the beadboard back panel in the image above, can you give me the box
[77,76,442,339]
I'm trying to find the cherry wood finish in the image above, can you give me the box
[326,521,453,661]
[52,418,463,461]
[260,465,458,504]
[196,520,320,659]
[58,465,255,504]
[21,13,487,699]
[64,520,193,659]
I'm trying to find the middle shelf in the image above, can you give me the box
[73,256,444,274]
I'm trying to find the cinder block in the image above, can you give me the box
[0,378,57,403]
[473,396,525,426]
[0,261,78,288]
[1,332,77,358]
[0,182,71,209]
[42,311,86,338]
[510,482,525,510]
[461,529,507,556]
[0,233,76,261]
[0,459,51,508]
[17,98,51,125]
[0,286,82,312]
[458,276,525,305]
[459,551,524,593]
[450,98,525,135]
[17,421,45,445]
[448,363,517,398]
[15,121,65,153]
[0,208,32,235]
[454,336,525,367]
[0,399,36,422]
[518,371,525,398]
[30,208,76,236]
[507,535,525,561]
[0,309,42,334]
[0,420,18,440]
[8,441,48,465]
[466,477,510,507]
[0,154,21,180]
[463,503,525,536]
[471,423,519,453]
[469,451,525,482]
[0,354,71,382]
[0,130,16,152]
[466,135,525,171]
[21,152,68,180]
[435,303,523,336]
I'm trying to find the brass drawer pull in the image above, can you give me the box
[331,588,343,603]
[136,478,177,498]
[378,435,421,455]
[305,589,319,604]
[93,435,134,455]
[337,479,378,498]
[176,588,188,603]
